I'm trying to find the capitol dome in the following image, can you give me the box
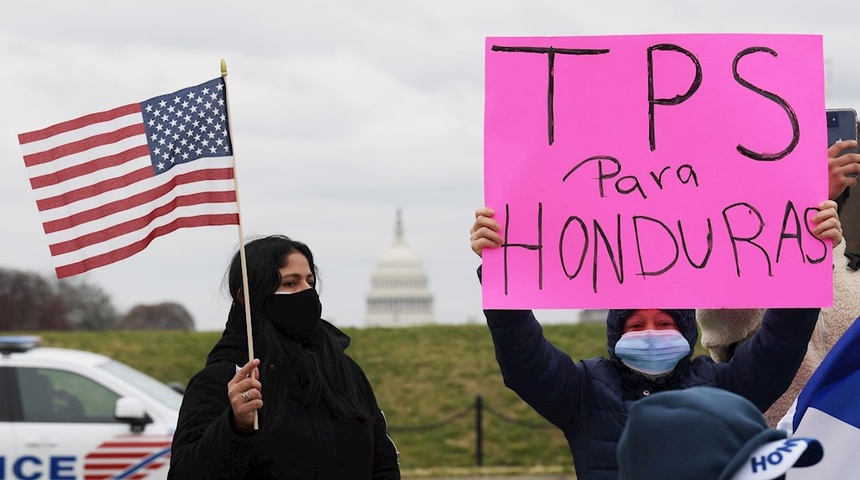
[365,209,435,327]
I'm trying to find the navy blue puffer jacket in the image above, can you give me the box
[483,306,818,480]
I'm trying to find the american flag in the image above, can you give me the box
[18,77,239,278]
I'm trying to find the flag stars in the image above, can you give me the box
[143,78,232,173]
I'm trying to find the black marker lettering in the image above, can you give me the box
[502,203,544,295]
[733,47,800,161]
[559,216,589,279]
[592,215,624,292]
[633,215,679,277]
[678,218,713,269]
[492,45,610,145]
[776,201,803,263]
[649,166,672,189]
[616,175,647,200]
[676,164,700,186]
[563,155,622,198]
[647,44,703,151]
[722,202,772,277]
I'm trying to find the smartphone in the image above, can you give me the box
[827,108,858,154]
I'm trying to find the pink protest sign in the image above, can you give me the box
[483,34,830,309]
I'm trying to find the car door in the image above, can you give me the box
[0,367,16,462]
[8,366,165,480]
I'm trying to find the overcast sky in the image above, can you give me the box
[2,1,859,331]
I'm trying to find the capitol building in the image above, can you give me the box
[365,210,435,327]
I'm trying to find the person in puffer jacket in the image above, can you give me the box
[468,204,841,480]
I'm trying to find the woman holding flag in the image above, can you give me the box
[169,235,400,479]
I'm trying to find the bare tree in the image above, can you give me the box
[57,277,119,330]
[119,302,195,330]
[0,268,69,330]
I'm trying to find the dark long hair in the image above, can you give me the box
[226,235,373,425]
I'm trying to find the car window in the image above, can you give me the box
[15,367,121,423]
[99,360,183,410]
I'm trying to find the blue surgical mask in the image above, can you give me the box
[614,330,691,375]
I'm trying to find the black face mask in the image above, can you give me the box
[263,288,322,345]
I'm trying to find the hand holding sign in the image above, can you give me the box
[470,207,503,258]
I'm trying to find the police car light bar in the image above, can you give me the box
[0,336,42,355]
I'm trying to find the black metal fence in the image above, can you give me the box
[387,394,554,467]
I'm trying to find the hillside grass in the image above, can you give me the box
[21,324,707,474]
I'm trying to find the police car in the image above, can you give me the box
[0,336,181,480]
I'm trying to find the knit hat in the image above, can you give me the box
[617,387,823,480]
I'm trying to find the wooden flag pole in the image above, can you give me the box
[221,59,258,430]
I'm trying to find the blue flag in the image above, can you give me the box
[789,316,860,478]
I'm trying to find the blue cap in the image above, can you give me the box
[618,387,823,480]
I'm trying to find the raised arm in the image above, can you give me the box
[471,207,584,428]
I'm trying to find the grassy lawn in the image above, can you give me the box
[23,322,706,472]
